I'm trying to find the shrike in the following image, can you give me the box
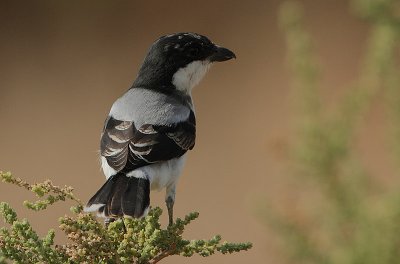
[85,32,235,225]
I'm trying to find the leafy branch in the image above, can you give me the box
[0,171,251,263]
[265,1,400,263]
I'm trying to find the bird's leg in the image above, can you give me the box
[166,196,174,226]
[165,185,176,226]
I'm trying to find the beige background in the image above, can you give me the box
[0,0,390,263]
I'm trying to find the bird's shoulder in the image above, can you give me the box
[109,87,193,127]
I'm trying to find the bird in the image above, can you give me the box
[84,32,236,226]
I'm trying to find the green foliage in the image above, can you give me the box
[0,172,251,263]
[267,1,400,263]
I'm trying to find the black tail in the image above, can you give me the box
[85,173,150,218]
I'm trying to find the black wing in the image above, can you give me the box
[100,111,195,173]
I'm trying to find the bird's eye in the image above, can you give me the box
[188,47,200,57]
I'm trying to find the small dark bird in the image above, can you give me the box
[85,32,236,225]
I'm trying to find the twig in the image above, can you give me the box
[149,244,177,264]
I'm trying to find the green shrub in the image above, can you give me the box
[266,1,400,263]
[0,172,251,263]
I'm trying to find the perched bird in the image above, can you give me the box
[85,32,235,225]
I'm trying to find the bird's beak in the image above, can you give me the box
[208,45,236,62]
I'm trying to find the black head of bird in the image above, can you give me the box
[133,32,236,93]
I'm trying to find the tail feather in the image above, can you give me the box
[108,175,128,216]
[86,176,116,207]
[122,177,150,218]
[85,173,150,219]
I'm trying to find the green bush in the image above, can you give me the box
[0,172,251,263]
[266,1,400,263]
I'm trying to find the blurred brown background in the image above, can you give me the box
[1,0,388,263]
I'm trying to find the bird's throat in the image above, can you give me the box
[172,60,211,94]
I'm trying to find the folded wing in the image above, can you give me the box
[100,111,196,173]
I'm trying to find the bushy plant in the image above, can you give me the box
[266,0,400,263]
[0,171,251,263]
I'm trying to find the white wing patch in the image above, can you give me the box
[107,132,130,143]
[115,121,132,130]
[129,142,152,156]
